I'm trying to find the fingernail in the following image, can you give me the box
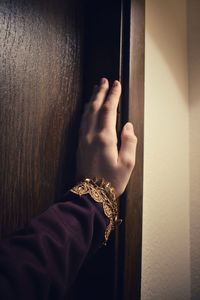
[113,80,119,87]
[101,78,107,84]
[126,123,133,131]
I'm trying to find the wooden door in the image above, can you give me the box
[0,0,145,299]
[0,0,83,236]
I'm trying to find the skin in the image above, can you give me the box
[76,77,137,198]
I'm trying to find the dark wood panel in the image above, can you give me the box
[0,0,83,237]
[120,0,145,299]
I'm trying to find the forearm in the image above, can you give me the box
[0,191,108,300]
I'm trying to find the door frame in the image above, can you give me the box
[77,0,145,299]
[117,0,145,299]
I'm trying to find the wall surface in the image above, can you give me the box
[142,0,191,299]
[188,0,200,298]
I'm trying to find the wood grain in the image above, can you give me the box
[0,0,83,236]
[121,0,145,299]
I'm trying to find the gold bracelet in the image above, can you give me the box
[70,178,122,245]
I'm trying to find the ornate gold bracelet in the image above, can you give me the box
[70,178,122,245]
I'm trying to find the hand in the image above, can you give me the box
[76,78,137,197]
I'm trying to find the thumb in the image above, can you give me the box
[118,122,137,170]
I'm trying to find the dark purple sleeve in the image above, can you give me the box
[0,191,109,300]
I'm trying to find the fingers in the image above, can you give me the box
[98,80,121,131]
[118,122,137,171]
[79,78,121,139]
[91,78,109,107]
[79,78,109,137]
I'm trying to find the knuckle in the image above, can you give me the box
[133,133,138,142]
[125,132,138,144]
[95,131,116,146]
[109,89,118,97]
[101,102,114,114]
[95,132,107,145]
[124,156,135,169]
[90,101,99,112]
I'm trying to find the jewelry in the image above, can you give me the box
[70,178,122,245]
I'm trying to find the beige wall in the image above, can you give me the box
[188,0,200,298]
[142,0,191,299]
